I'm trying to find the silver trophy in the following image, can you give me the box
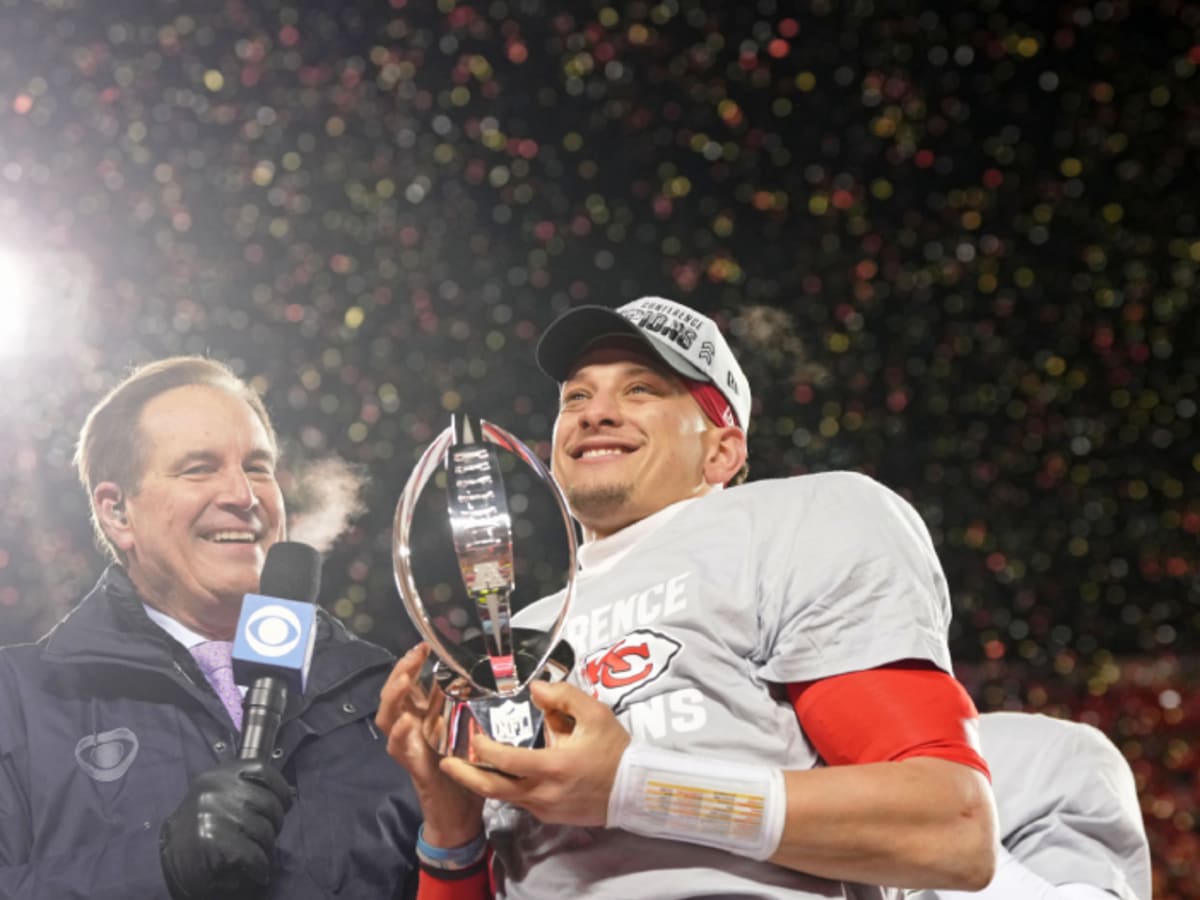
[393,414,577,763]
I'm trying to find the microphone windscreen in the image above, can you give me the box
[260,541,321,604]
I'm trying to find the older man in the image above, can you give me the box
[0,356,421,899]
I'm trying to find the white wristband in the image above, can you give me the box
[606,742,786,861]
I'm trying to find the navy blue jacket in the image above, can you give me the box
[0,566,421,899]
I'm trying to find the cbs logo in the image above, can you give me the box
[243,604,303,657]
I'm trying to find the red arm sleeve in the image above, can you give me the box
[417,867,491,900]
[787,662,990,779]
[416,849,493,900]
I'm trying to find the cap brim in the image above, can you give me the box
[535,306,657,381]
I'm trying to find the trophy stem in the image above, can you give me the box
[479,591,518,693]
[446,428,521,696]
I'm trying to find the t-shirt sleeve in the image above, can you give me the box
[981,712,1152,900]
[753,472,953,683]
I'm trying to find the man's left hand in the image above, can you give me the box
[440,680,630,827]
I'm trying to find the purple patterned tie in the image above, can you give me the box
[190,640,243,730]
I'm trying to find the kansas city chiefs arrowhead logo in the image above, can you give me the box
[580,629,682,712]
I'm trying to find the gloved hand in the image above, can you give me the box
[159,759,293,900]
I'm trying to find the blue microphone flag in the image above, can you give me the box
[233,593,318,693]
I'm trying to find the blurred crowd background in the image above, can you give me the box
[0,0,1195,893]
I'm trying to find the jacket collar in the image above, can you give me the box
[40,565,180,668]
[41,565,395,698]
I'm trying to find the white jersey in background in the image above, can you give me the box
[490,471,954,900]
[906,711,1151,900]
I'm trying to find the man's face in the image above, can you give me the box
[551,341,717,539]
[114,384,285,637]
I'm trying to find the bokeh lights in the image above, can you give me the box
[0,0,1196,892]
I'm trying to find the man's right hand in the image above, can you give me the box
[159,759,293,900]
[377,643,485,848]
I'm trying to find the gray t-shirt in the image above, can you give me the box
[908,712,1151,900]
[488,472,952,899]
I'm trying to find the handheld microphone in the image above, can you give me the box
[232,541,321,761]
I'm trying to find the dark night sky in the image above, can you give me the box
[2,0,1194,662]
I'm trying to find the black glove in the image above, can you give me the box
[159,759,293,900]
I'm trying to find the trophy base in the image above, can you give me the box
[421,636,575,766]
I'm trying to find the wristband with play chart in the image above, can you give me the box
[606,742,786,861]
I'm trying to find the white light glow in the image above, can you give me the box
[0,249,34,352]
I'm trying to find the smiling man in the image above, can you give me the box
[0,356,421,900]
[94,379,286,639]
[551,337,739,540]
[380,297,998,900]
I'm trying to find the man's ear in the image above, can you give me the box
[94,482,134,551]
[703,426,747,487]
